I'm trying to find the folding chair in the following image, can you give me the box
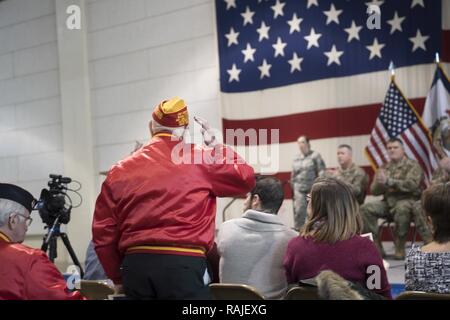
[79,280,115,300]
[395,291,450,300]
[378,217,418,244]
[284,285,321,300]
[209,283,265,300]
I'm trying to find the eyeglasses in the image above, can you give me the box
[13,213,33,226]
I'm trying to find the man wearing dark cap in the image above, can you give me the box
[93,97,255,299]
[0,183,84,300]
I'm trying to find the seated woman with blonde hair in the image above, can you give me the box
[283,177,392,299]
[405,182,450,293]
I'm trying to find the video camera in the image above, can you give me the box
[36,174,78,226]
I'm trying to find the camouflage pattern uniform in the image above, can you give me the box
[291,150,326,229]
[360,157,423,259]
[333,163,369,205]
[411,167,450,244]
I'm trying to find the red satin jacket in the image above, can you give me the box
[0,232,84,300]
[93,134,255,283]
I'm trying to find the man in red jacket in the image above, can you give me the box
[0,183,84,300]
[92,97,255,299]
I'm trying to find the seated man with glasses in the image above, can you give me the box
[0,183,84,300]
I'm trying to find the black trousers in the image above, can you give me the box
[121,253,212,300]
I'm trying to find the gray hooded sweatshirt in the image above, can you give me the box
[217,209,298,299]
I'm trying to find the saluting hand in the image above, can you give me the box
[194,116,218,147]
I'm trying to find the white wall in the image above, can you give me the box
[86,0,228,226]
[0,0,227,270]
[0,0,62,238]
[87,0,221,176]
[0,0,317,268]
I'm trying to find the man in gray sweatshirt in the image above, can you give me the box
[217,176,298,299]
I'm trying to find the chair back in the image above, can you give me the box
[284,286,321,300]
[80,280,115,300]
[209,283,265,300]
[395,291,450,300]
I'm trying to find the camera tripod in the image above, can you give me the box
[41,216,84,278]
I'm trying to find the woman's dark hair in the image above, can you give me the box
[422,183,450,243]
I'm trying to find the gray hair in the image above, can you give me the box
[0,198,28,227]
[151,120,188,139]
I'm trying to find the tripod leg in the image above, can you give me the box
[49,236,58,262]
[41,234,48,252]
[60,233,85,278]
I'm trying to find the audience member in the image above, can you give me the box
[218,176,297,299]
[405,182,450,293]
[0,183,84,300]
[92,97,255,299]
[283,177,392,299]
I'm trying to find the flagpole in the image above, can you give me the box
[435,52,442,70]
[389,61,395,81]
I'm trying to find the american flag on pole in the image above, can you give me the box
[365,80,439,184]
[214,0,449,223]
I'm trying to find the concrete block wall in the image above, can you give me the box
[87,0,221,177]
[0,0,232,267]
[0,0,62,236]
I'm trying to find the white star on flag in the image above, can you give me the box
[223,0,236,10]
[324,45,344,66]
[272,37,287,57]
[344,20,362,42]
[225,27,239,46]
[241,43,256,63]
[287,13,303,34]
[258,59,272,79]
[409,29,429,52]
[366,38,385,59]
[241,6,255,26]
[271,0,285,19]
[307,0,319,8]
[387,11,405,34]
[227,64,241,82]
[323,4,343,25]
[411,0,425,8]
[304,28,322,49]
[288,52,304,73]
[256,21,270,41]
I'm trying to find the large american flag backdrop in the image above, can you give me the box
[215,0,450,224]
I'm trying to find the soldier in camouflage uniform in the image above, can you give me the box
[291,136,326,229]
[360,138,423,260]
[411,157,450,244]
[327,144,369,205]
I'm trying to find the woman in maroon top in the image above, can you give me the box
[283,177,392,299]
